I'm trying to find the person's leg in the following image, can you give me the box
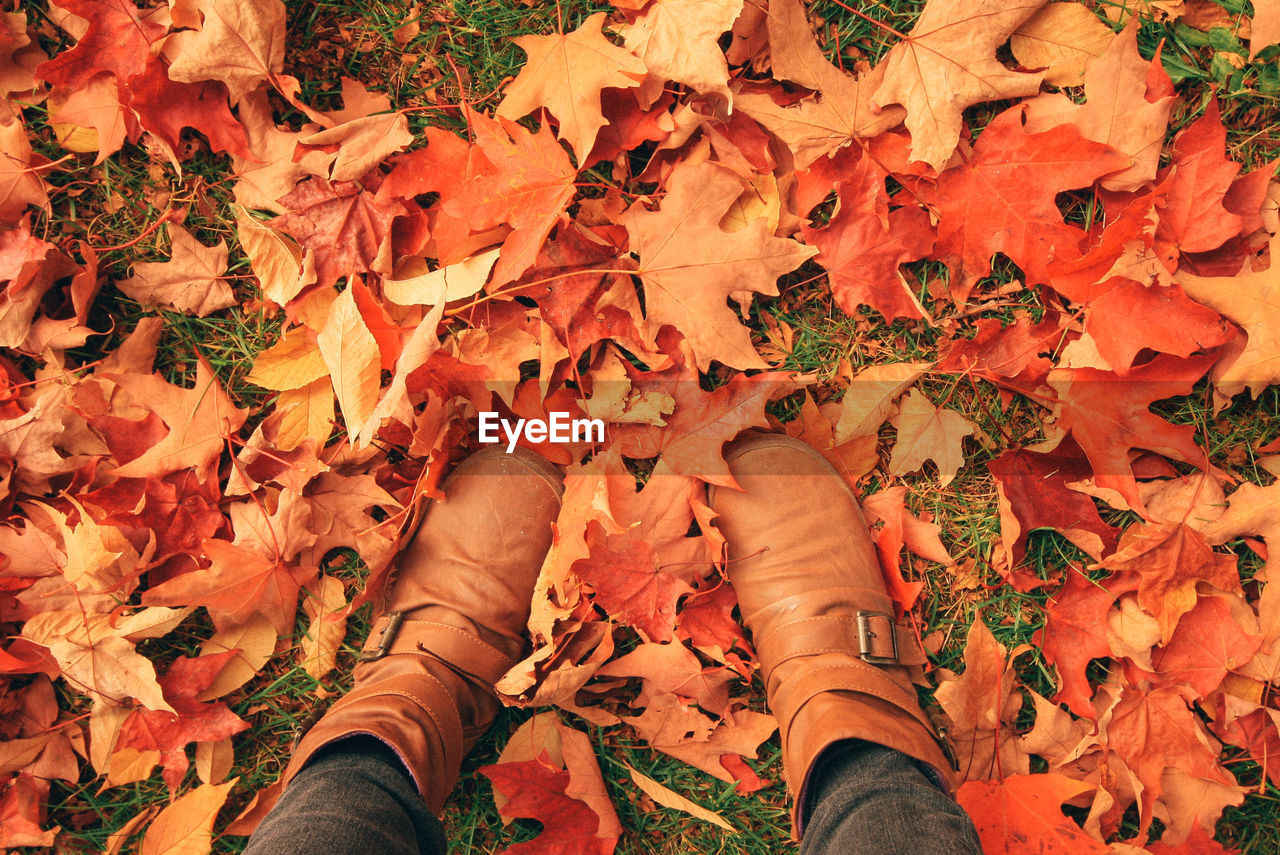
[244,447,563,853]
[243,736,445,855]
[800,741,981,855]
[708,434,979,851]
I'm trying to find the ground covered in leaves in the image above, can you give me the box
[3,0,1280,851]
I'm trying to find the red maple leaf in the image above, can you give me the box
[803,157,935,320]
[479,755,614,855]
[915,105,1129,299]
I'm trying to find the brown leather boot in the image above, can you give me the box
[282,446,563,813]
[708,434,954,837]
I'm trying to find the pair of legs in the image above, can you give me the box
[244,436,981,854]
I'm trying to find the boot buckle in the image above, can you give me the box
[359,612,406,662]
[856,611,899,665]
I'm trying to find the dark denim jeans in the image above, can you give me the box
[244,737,981,854]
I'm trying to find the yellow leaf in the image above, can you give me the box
[247,326,328,391]
[276,376,336,451]
[625,764,737,831]
[234,205,316,307]
[383,248,500,307]
[140,779,236,855]
[833,362,926,443]
[196,615,278,701]
[316,287,380,444]
[1011,2,1114,87]
[299,574,348,680]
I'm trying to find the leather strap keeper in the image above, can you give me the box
[755,611,927,677]
[359,613,515,686]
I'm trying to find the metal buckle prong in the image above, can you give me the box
[359,612,405,662]
[856,610,899,666]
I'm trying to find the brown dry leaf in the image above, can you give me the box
[298,111,414,183]
[1252,0,1280,58]
[871,0,1047,171]
[139,779,236,855]
[0,112,49,221]
[1200,480,1280,580]
[935,619,1032,780]
[622,0,742,106]
[497,12,646,164]
[734,0,905,169]
[21,607,190,712]
[194,739,234,785]
[888,388,976,487]
[115,225,235,317]
[625,160,816,370]
[316,287,380,444]
[47,75,128,163]
[230,90,330,213]
[1010,2,1115,87]
[164,0,294,105]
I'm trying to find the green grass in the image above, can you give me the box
[17,0,1280,851]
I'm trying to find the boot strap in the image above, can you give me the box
[360,612,515,687]
[772,662,942,748]
[756,610,927,675]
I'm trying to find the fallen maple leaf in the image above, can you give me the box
[621,0,742,107]
[935,620,1031,779]
[1023,19,1176,192]
[115,225,235,317]
[164,0,297,105]
[498,13,646,164]
[1009,2,1114,87]
[803,157,935,320]
[444,108,577,285]
[871,0,1048,171]
[916,105,1130,299]
[271,178,403,288]
[957,773,1106,854]
[1178,232,1280,400]
[105,358,248,481]
[1099,521,1241,644]
[733,0,904,168]
[480,756,614,855]
[625,161,816,370]
[138,778,235,855]
[1046,352,1218,513]
[888,388,976,487]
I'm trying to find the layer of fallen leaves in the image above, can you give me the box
[2,0,1280,851]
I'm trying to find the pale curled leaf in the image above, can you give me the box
[626,764,737,831]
